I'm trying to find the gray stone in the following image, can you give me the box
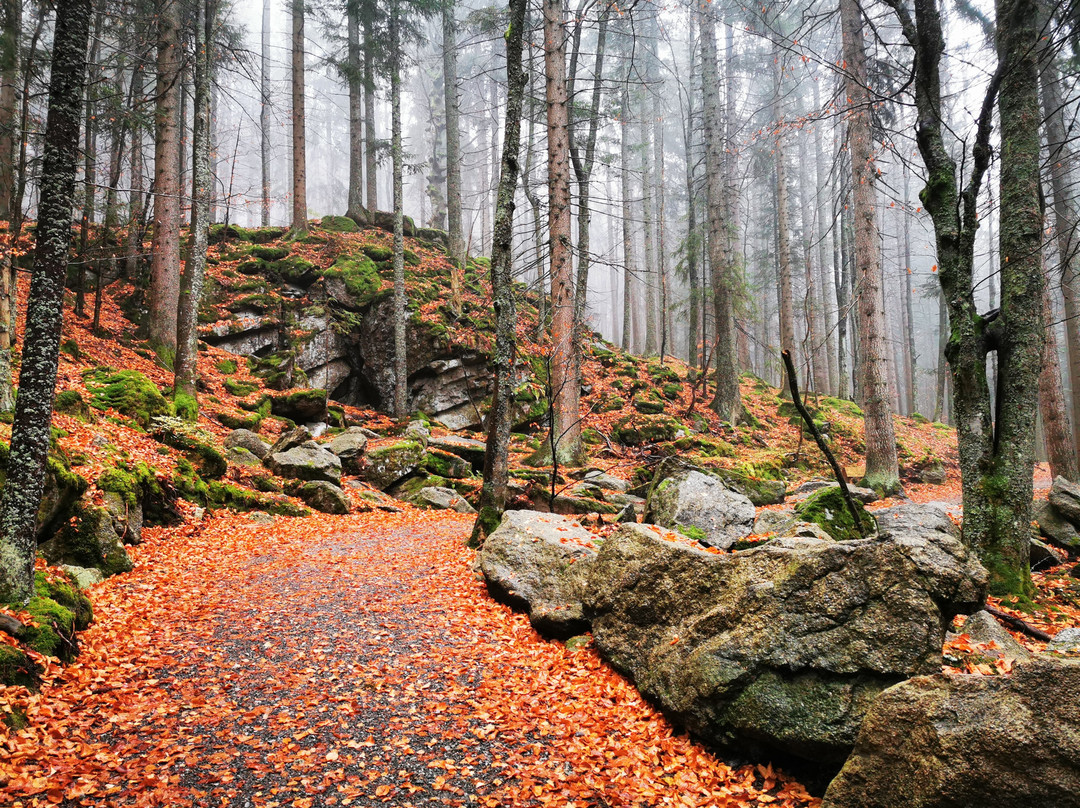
[822,657,1080,808]
[919,461,947,485]
[428,435,486,468]
[269,426,312,455]
[60,564,105,589]
[264,442,342,485]
[298,481,350,514]
[584,522,987,762]
[403,420,431,447]
[645,470,755,549]
[358,440,425,490]
[40,504,133,578]
[753,508,798,536]
[225,428,271,459]
[326,427,370,475]
[1033,499,1080,551]
[305,422,328,438]
[615,503,637,523]
[790,480,877,504]
[1049,627,1080,653]
[103,490,142,546]
[581,470,629,492]
[873,502,959,540]
[958,610,1030,660]
[226,446,262,466]
[247,511,275,525]
[1031,537,1067,570]
[481,510,598,638]
[411,486,476,514]
[1049,475,1080,525]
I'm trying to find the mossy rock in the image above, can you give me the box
[250,245,289,261]
[54,390,91,420]
[611,414,684,446]
[632,393,666,415]
[215,359,238,374]
[647,363,681,384]
[319,215,360,233]
[323,254,381,307]
[83,367,170,429]
[248,226,287,244]
[227,293,278,313]
[35,570,92,631]
[151,416,227,479]
[270,388,327,423]
[715,469,787,506]
[598,396,625,413]
[422,448,472,479]
[820,396,864,418]
[224,378,260,397]
[40,503,133,581]
[271,256,318,285]
[219,411,262,431]
[660,383,682,401]
[794,486,875,542]
[361,244,393,262]
[98,461,159,510]
[0,644,40,690]
[403,249,421,266]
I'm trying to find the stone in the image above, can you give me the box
[1032,499,1080,551]
[39,504,134,578]
[615,503,637,523]
[1031,537,1067,571]
[225,428,271,459]
[247,511,275,525]
[264,442,342,485]
[410,486,476,514]
[60,565,105,589]
[584,522,987,763]
[1049,475,1080,525]
[269,389,328,423]
[298,481,350,514]
[822,657,1080,808]
[358,440,425,490]
[645,470,755,549]
[1049,627,1080,653]
[428,435,486,469]
[752,508,798,536]
[481,510,598,639]
[715,470,787,506]
[422,448,472,479]
[958,610,1030,660]
[794,486,876,542]
[325,427,370,475]
[873,502,958,539]
[580,470,629,492]
[269,426,312,455]
[226,446,262,466]
[102,490,142,546]
[919,461,947,485]
[403,420,431,447]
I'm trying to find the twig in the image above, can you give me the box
[781,349,865,539]
[983,604,1053,643]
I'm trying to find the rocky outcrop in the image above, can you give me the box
[822,657,1080,808]
[264,441,342,485]
[584,521,987,763]
[270,389,328,423]
[645,470,755,549]
[1033,494,1080,552]
[1049,475,1080,523]
[481,510,598,639]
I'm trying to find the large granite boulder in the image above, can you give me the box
[584,522,987,763]
[225,428,271,460]
[481,510,598,639]
[326,427,370,475]
[822,657,1080,808]
[409,485,476,514]
[358,439,425,490]
[264,441,342,485]
[1049,475,1080,525]
[1032,499,1080,552]
[645,470,754,549]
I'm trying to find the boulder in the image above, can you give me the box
[39,503,134,578]
[753,508,798,536]
[1031,537,1067,570]
[615,503,637,523]
[919,461,947,485]
[102,490,142,546]
[645,470,754,549]
[226,446,262,466]
[791,480,878,504]
[270,389,328,423]
[873,502,957,540]
[822,657,1080,808]
[1032,499,1080,552]
[264,442,342,485]
[298,481,350,514]
[358,439,425,490]
[794,486,876,542]
[957,610,1030,660]
[578,469,629,493]
[422,448,472,479]
[225,428,271,459]
[410,486,476,514]
[429,435,487,469]
[60,564,105,589]
[268,426,312,454]
[403,420,431,447]
[584,522,987,763]
[1049,475,1080,525]
[326,427,370,475]
[715,470,787,506]
[1049,627,1080,653]
[481,510,598,639]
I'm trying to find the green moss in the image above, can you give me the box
[35,570,92,631]
[174,392,198,422]
[250,245,289,261]
[60,338,81,360]
[469,506,502,548]
[794,486,875,542]
[270,256,316,283]
[677,524,708,544]
[99,462,159,509]
[0,642,39,689]
[599,396,625,412]
[320,215,359,233]
[820,396,864,418]
[219,411,262,430]
[910,412,930,425]
[152,417,227,479]
[361,244,393,262]
[323,254,381,304]
[83,368,170,429]
[611,414,683,446]
[248,226,286,244]
[403,249,421,266]
[632,393,665,415]
[660,383,682,400]
[54,390,91,420]
[215,359,239,375]
[224,378,260,397]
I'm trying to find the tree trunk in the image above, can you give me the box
[125,64,145,280]
[363,7,377,211]
[682,14,699,368]
[75,7,102,320]
[474,0,526,542]
[543,0,581,466]
[841,0,899,494]
[933,287,948,423]
[346,0,363,220]
[175,0,214,418]
[390,2,407,417]
[0,0,20,413]
[1039,254,1078,480]
[261,0,271,225]
[148,0,182,358]
[639,115,657,356]
[443,0,465,307]
[812,77,838,395]
[0,0,91,602]
[290,0,307,235]
[902,165,918,414]
[619,87,633,354]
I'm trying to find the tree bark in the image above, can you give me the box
[363,6,377,211]
[1039,255,1077,480]
[261,0,271,225]
[148,0,182,358]
[390,1,407,417]
[841,0,899,494]
[346,0,363,221]
[443,0,465,304]
[0,0,20,413]
[290,0,308,235]
[473,0,526,543]
[0,0,91,602]
[619,86,634,354]
[125,63,145,280]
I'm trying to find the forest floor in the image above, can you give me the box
[0,509,819,808]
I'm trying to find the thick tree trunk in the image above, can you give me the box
[148,0,182,358]
[841,0,899,494]
[261,0,271,225]
[544,0,581,465]
[174,0,214,417]
[473,0,526,542]
[290,0,307,235]
[0,0,91,602]
[390,3,407,417]
[346,0,363,221]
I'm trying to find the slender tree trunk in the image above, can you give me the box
[0,0,20,413]
[1040,254,1078,480]
[443,0,465,307]
[837,182,851,400]
[841,0,899,493]
[682,15,699,368]
[0,0,91,602]
[544,0,581,465]
[474,0,526,542]
[346,0,363,221]
[290,0,307,235]
[125,64,145,280]
[902,169,918,415]
[175,0,214,417]
[619,88,633,354]
[261,0,271,226]
[390,3,407,417]
[363,9,377,211]
[639,115,657,355]
[813,78,838,395]
[934,286,948,422]
[148,0,182,357]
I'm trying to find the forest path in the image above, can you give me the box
[2,510,817,808]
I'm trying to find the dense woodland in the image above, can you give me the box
[0,0,1079,802]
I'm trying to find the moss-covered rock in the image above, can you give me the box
[322,254,381,308]
[422,448,472,479]
[40,503,134,578]
[269,388,327,423]
[298,480,350,514]
[320,215,360,233]
[83,367,170,429]
[150,416,227,479]
[0,441,88,539]
[361,244,393,262]
[611,414,684,446]
[54,390,91,420]
[250,245,290,261]
[359,440,425,490]
[632,392,666,415]
[224,378,260,397]
[794,486,876,542]
[0,644,40,690]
